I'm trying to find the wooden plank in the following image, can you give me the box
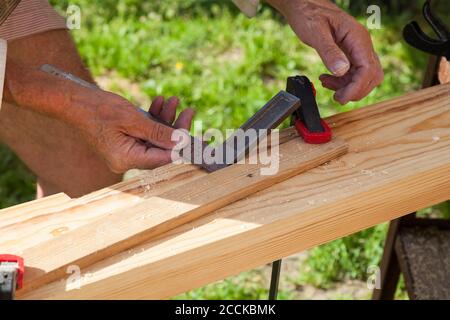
[17,135,347,294]
[17,83,450,300]
[0,163,206,253]
[0,127,297,253]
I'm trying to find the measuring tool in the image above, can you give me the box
[185,91,300,172]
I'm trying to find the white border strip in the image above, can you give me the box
[0,38,6,111]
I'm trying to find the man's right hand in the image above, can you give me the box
[81,93,194,173]
[4,60,194,173]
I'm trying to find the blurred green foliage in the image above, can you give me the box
[0,145,35,208]
[50,0,428,129]
[174,271,296,300]
[176,276,268,300]
[298,224,387,288]
[1,0,448,299]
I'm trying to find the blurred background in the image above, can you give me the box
[1,0,449,299]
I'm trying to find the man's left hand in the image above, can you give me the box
[268,0,384,104]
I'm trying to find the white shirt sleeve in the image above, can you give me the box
[232,0,260,18]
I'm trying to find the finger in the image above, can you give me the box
[337,58,383,103]
[334,24,383,103]
[346,68,383,102]
[129,143,174,170]
[333,61,376,104]
[174,108,195,130]
[334,67,372,104]
[160,96,179,124]
[367,61,384,91]
[312,26,350,77]
[319,73,352,91]
[320,78,341,91]
[149,96,164,116]
[130,115,176,149]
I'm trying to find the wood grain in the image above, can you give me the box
[17,136,347,294]
[0,128,298,254]
[0,163,205,253]
[2,83,450,299]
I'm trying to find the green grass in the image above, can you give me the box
[175,271,273,300]
[298,224,388,289]
[174,269,296,300]
[1,0,448,299]
[0,145,35,208]
[53,0,429,130]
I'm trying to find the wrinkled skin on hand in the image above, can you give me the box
[83,93,194,173]
[269,0,384,104]
[1,29,196,197]
[4,59,194,174]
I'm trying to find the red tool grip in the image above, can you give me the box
[0,254,24,289]
[295,118,332,144]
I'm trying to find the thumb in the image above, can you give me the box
[313,30,350,77]
[131,146,173,170]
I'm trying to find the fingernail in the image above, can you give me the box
[331,60,349,76]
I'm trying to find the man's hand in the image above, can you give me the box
[4,60,194,173]
[83,93,194,173]
[267,0,384,104]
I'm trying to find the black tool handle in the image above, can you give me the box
[286,75,324,133]
[0,269,16,300]
[403,22,450,59]
[402,0,450,59]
